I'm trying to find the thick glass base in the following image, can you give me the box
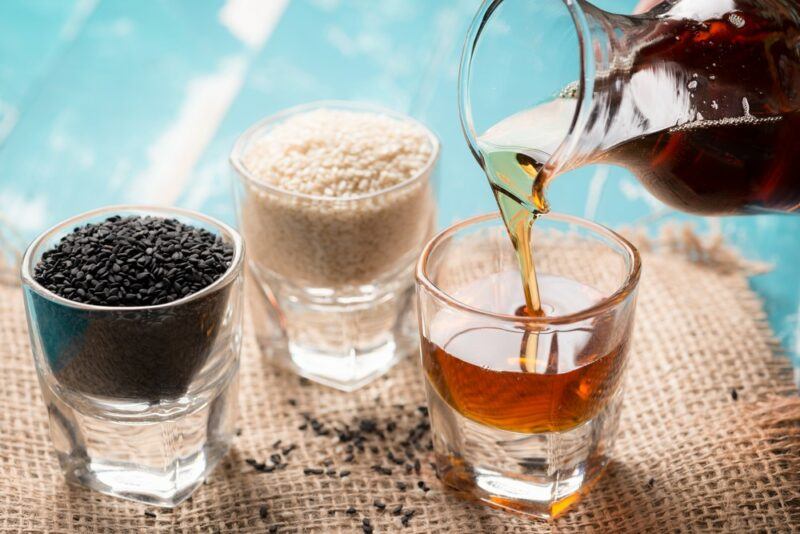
[426,380,621,519]
[41,373,238,507]
[248,264,416,391]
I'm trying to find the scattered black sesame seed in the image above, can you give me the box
[259,505,268,519]
[327,510,336,516]
[270,453,282,465]
[414,459,421,474]
[647,477,656,488]
[298,423,308,431]
[269,526,278,534]
[272,440,282,449]
[371,465,393,476]
[391,504,404,516]
[344,454,355,463]
[417,406,429,417]
[144,511,157,519]
[731,387,738,401]
[346,507,357,516]
[282,444,296,456]
[373,499,386,510]
[303,468,324,475]
[359,419,377,433]
[418,480,430,492]
[326,469,337,476]
[339,470,351,478]
[287,398,297,406]
[235,428,242,437]
[396,481,407,491]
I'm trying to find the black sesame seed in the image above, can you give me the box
[363,518,371,526]
[269,526,278,534]
[144,511,157,519]
[259,505,268,519]
[34,215,233,306]
[304,468,324,475]
[346,507,357,515]
[391,504,403,516]
[371,465,392,476]
[373,499,386,510]
[30,215,236,401]
[339,470,351,478]
[396,481,407,491]
[731,387,738,401]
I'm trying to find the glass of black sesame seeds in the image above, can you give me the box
[20,205,245,507]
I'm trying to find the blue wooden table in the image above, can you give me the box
[1,0,798,371]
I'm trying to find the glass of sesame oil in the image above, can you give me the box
[416,213,640,518]
[20,206,245,507]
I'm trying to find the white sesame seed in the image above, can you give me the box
[238,107,437,286]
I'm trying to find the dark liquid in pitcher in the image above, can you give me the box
[492,2,800,216]
[601,4,800,214]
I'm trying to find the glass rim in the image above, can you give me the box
[229,99,441,203]
[20,204,245,312]
[415,211,641,326]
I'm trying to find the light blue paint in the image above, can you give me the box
[1,0,798,368]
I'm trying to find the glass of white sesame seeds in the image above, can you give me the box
[230,101,439,391]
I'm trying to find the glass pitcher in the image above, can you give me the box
[459,0,800,215]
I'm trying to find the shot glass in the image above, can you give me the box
[416,212,640,518]
[231,101,439,391]
[21,206,245,507]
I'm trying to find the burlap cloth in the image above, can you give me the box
[1,240,799,532]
